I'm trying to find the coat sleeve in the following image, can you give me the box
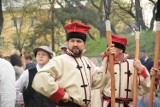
[0,60,16,107]
[32,58,65,102]
[137,66,151,96]
[16,69,28,102]
[91,56,109,89]
[155,73,160,96]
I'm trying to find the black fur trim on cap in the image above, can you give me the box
[113,42,126,53]
[67,32,87,42]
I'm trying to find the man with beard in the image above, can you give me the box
[32,21,115,107]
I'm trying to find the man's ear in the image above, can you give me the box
[66,42,69,48]
[120,49,123,53]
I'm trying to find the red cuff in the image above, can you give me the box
[138,68,148,79]
[49,88,65,102]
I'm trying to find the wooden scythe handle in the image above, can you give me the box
[133,31,140,107]
[148,29,160,107]
[106,20,115,107]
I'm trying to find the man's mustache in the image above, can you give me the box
[73,46,79,49]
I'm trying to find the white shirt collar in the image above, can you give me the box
[144,57,148,62]
[36,64,42,72]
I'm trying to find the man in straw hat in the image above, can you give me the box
[16,46,57,107]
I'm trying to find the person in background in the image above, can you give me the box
[153,67,160,96]
[24,54,36,69]
[16,46,57,107]
[58,42,68,55]
[137,67,160,107]
[32,21,113,107]
[102,34,150,107]
[0,57,16,107]
[61,42,67,53]
[10,53,24,80]
[140,50,153,72]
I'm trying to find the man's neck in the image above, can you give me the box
[116,53,124,62]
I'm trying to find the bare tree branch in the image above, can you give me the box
[148,0,156,4]
[56,0,64,8]
[113,1,135,18]
[90,0,99,10]
[0,0,3,35]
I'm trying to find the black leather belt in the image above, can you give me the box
[58,101,81,107]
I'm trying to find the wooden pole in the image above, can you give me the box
[105,20,115,107]
[148,21,160,107]
[133,31,140,107]
[148,1,160,105]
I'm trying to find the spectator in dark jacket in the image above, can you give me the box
[140,50,153,72]
[10,53,24,80]
[24,54,36,69]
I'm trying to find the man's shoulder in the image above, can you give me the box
[0,58,9,64]
[54,54,71,59]
[146,58,153,63]
[147,57,153,61]
[0,58,13,67]
[139,58,144,61]
[0,58,15,75]
[26,62,36,69]
[126,59,134,63]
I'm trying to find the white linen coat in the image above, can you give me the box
[32,54,108,107]
[102,59,151,107]
[0,58,16,107]
[156,73,160,96]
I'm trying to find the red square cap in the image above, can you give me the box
[112,34,128,46]
[64,22,91,34]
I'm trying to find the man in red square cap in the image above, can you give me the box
[32,21,116,107]
[102,34,150,107]
[65,21,91,42]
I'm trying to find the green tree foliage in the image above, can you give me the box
[2,0,158,55]
[85,30,157,59]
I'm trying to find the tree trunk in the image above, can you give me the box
[50,0,55,51]
[149,4,156,30]
[135,0,148,30]
[0,0,3,35]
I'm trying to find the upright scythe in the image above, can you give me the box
[148,0,160,107]
[133,32,139,107]
[104,0,115,107]
[133,0,140,106]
